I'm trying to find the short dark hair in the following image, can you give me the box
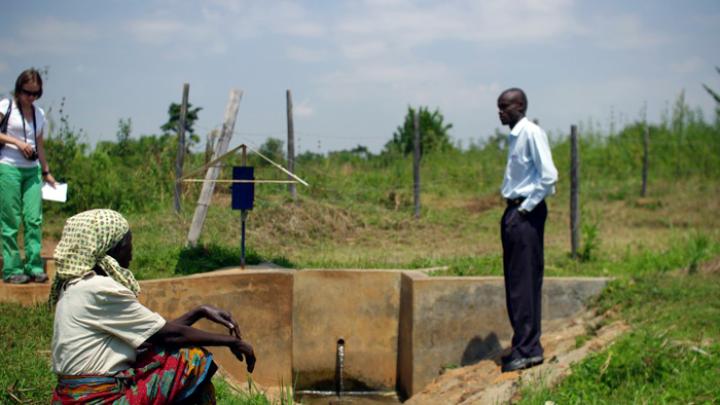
[500,87,527,114]
[14,68,43,100]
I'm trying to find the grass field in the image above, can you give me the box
[518,259,720,404]
[86,176,720,281]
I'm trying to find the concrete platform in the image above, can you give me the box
[0,267,609,400]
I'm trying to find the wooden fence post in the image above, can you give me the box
[570,124,580,259]
[187,89,243,247]
[287,90,296,201]
[174,83,190,213]
[205,129,219,165]
[413,109,421,219]
[641,125,649,197]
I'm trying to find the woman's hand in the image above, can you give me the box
[202,305,242,339]
[15,140,35,159]
[229,338,256,373]
[43,172,57,187]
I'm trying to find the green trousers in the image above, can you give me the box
[0,164,44,279]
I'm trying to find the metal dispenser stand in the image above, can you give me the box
[231,146,254,268]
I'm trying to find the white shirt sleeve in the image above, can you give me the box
[521,128,558,212]
[0,99,9,126]
[87,282,166,348]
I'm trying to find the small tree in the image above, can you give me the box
[384,106,454,155]
[115,117,132,156]
[257,137,285,166]
[161,102,202,146]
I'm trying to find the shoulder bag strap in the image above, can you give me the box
[0,99,12,153]
[32,104,37,145]
[0,99,11,133]
[18,103,37,144]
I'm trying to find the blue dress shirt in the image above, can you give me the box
[500,117,558,212]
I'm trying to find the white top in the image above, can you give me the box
[0,98,45,168]
[52,273,166,375]
[500,117,558,212]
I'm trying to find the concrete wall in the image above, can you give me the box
[140,269,295,388]
[0,258,55,306]
[292,270,402,391]
[397,275,610,398]
[0,268,608,399]
[0,282,49,306]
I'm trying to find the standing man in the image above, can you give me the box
[496,88,558,372]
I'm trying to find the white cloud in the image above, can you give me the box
[0,17,97,55]
[125,18,186,46]
[0,62,8,73]
[123,1,326,56]
[320,60,450,91]
[334,0,580,49]
[201,1,326,39]
[124,16,228,54]
[317,58,499,112]
[588,14,670,50]
[308,0,580,106]
[195,0,579,61]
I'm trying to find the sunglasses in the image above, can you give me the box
[21,88,42,98]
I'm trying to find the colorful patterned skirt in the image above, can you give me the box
[52,346,217,405]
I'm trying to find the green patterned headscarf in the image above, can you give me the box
[50,209,140,305]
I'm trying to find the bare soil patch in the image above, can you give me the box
[406,311,628,405]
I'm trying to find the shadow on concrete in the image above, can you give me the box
[461,333,503,366]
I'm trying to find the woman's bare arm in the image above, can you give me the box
[170,305,242,338]
[146,321,255,372]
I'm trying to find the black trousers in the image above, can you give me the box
[500,200,547,359]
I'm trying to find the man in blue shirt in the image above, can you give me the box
[497,88,558,372]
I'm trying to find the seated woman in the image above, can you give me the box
[50,209,255,404]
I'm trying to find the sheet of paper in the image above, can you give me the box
[42,182,67,203]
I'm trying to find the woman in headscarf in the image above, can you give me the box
[50,209,255,404]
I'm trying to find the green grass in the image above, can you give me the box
[0,303,54,404]
[215,378,294,405]
[518,264,720,404]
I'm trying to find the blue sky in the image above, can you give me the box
[1,0,718,154]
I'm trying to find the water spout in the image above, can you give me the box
[335,338,345,397]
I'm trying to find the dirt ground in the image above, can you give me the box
[406,312,628,405]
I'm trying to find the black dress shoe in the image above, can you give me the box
[501,355,544,372]
[527,355,544,367]
[4,274,31,284]
[501,353,514,364]
[32,273,49,283]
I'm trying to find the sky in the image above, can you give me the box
[1,0,718,154]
